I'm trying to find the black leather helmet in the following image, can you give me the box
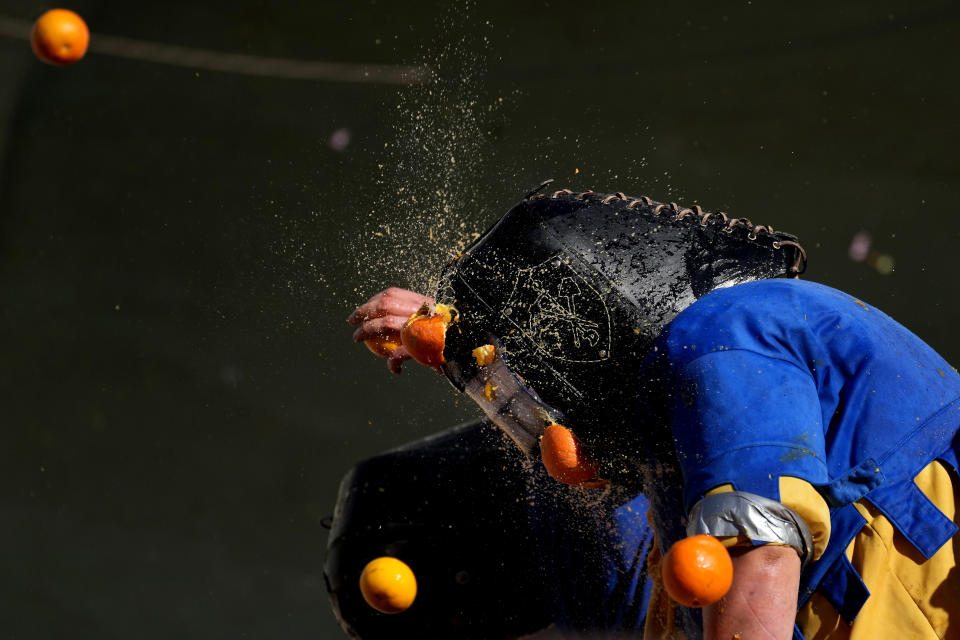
[438,186,805,470]
[323,420,551,639]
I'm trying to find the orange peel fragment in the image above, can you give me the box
[472,344,496,366]
[400,303,455,368]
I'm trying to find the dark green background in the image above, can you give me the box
[0,1,957,637]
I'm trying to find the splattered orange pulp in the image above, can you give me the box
[400,303,454,367]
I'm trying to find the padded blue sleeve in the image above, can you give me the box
[671,349,829,510]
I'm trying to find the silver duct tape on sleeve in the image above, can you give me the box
[686,490,815,567]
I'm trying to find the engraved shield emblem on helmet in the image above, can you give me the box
[504,255,612,363]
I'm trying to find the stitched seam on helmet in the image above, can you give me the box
[540,188,808,274]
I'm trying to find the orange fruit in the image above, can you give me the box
[359,556,417,614]
[539,424,607,488]
[661,534,733,608]
[31,9,90,66]
[472,344,496,366]
[400,302,455,367]
[364,335,401,358]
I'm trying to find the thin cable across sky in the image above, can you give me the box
[0,15,431,84]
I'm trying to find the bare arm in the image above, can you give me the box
[704,544,800,640]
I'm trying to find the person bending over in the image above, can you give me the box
[349,188,960,640]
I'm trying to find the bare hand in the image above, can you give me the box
[347,287,434,374]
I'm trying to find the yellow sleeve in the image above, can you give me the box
[779,476,831,562]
